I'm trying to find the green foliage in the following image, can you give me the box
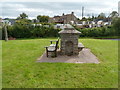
[2,24,118,39]
[37,15,49,23]
[16,19,31,25]
[17,12,28,19]
[16,13,31,25]
[109,11,119,18]
[97,13,106,20]
[112,17,120,36]
[2,24,61,39]
[7,24,31,38]
[81,17,87,21]
[74,26,116,37]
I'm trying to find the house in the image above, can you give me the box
[31,24,42,26]
[8,19,16,25]
[49,12,78,24]
[54,24,64,29]
[1,18,16,25]
[31,19,39,23]
[1,20,11,25]
[97,20,103,27]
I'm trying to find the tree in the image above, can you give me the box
[16,13,31,25]
[77,18,80,20]
[97,13,106,20]
[17,12,28,19]
[109,11,119,18]
[16,19,31,25]
[87,17,92,21]
[32,19,37,23]
[37,15,49,23]
[92,15,95,20]
[81,17,87,21]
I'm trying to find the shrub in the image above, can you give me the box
[2,23,118,40]
[112,17,120,36]
[74,26,116,37]
[2,24,61,39]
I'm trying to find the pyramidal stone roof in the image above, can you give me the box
[59,27,81,34]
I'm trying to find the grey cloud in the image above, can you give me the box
[1,1,119,19]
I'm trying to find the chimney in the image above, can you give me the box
[71,12,74,15]
[62,13,64,16]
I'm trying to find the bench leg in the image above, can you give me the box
[46,50,48,57]
[47,52,48,57]
[55,51,57,57]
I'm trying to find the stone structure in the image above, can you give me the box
[59,26,81,56]
[49,12,78,24]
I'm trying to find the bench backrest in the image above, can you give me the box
[55,37,59,51]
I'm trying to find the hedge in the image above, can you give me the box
[74,26,116,37]
[2,24,118,39]
[2,24,61,39]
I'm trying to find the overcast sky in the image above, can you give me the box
[0,0,119,19]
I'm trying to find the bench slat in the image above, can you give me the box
[78,43,85,48]
[49,44,56,47]
[48,46,56,51]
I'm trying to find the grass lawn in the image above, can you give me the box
[2,38,118,88]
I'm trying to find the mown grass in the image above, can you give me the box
[2,38,118,88]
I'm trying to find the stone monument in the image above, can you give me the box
[59,26,81,56]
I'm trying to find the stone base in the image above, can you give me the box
[37,48,100,64]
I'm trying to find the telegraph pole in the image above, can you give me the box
[82,6,84,19]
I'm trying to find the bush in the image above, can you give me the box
[112,17,120,36]
[74,26,116,37]
[2,23,118,40]
[2,24,61,39]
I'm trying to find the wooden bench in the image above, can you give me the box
[45,38,59,57]
[78,43,85,51]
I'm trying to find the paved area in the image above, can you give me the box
[37,48,100,64]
